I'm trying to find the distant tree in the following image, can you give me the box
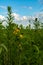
[29,20,31,29]
[19,24,24,29]
[34,18,40,29]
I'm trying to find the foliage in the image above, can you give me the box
[0,6,43,65]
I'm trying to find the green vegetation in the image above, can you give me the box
[0,6,43,65]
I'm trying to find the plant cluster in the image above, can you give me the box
[0,6,43,65]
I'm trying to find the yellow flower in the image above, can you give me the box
[13,28,20,35]
[16,28,20,32]
[13,31,17,35]
[19,34,23,38]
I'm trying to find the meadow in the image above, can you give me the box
[0,6,43,65]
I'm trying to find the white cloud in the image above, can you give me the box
[11,13,35,22]
[0,15,5,20]
[21,16,28,20]
[34,12,43,18]
[0,6,6,9]
[0,15,7,26]
[0,12,43,27]
[12,13,21,21]
[2,21,7,26]
[0,12,43,22]
[12,13,35,21]
[33,12,43,23]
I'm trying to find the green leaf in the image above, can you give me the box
[1,44,8,52]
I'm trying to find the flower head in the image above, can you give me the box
[19,34,23,38]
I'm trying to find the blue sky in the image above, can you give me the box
[0,0,43,27]
[0,0,43,16]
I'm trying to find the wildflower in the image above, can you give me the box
[19,34,23,38]
[16,28,20,32]
[13,28,20,35]
[13,31,17,35]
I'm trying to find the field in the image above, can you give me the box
[0,6,43,65]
